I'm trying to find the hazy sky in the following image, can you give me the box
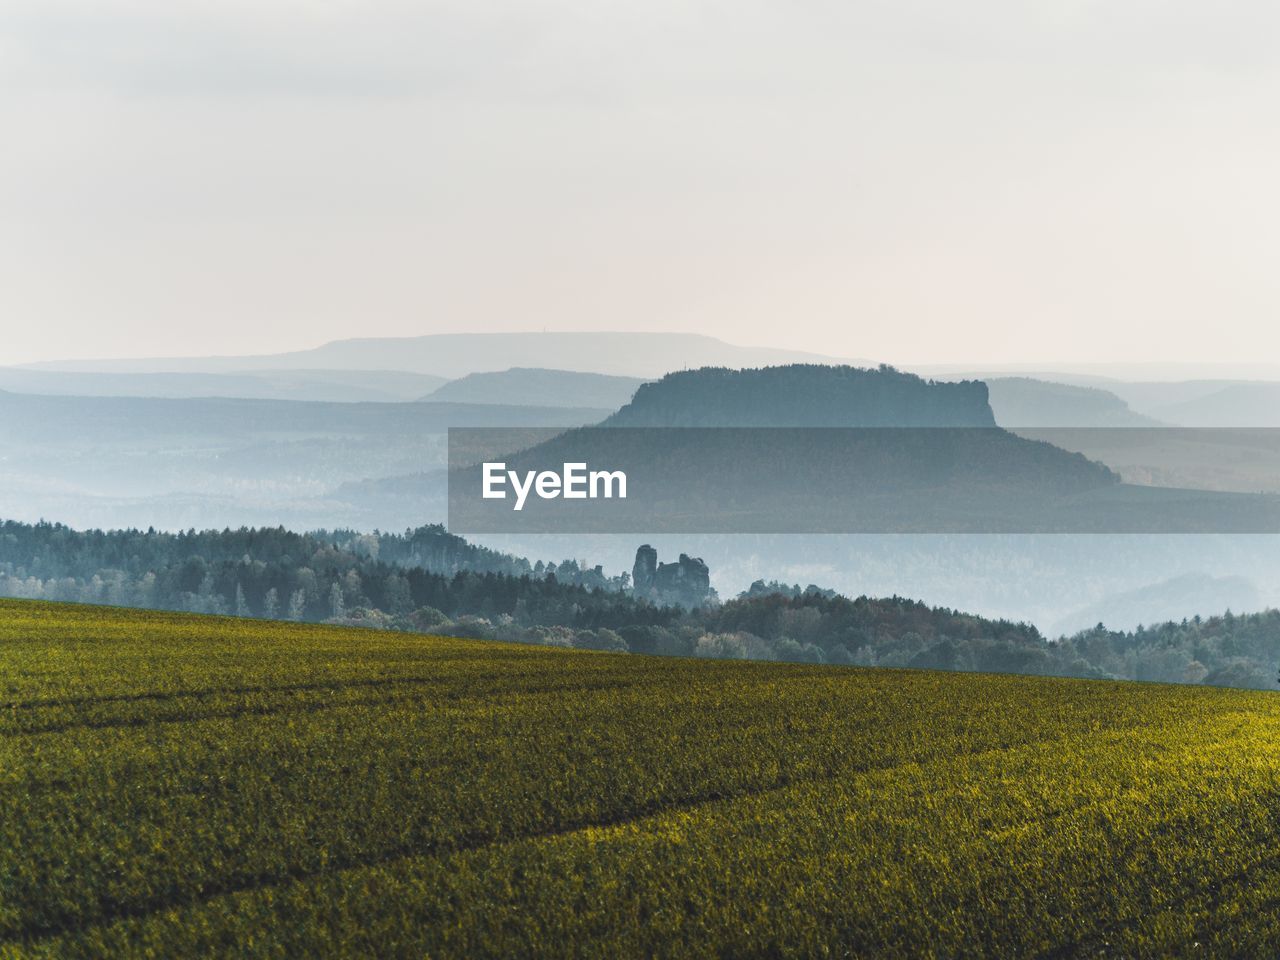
[3,0,1279,367]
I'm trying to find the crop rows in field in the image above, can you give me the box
[4,598,1280,957]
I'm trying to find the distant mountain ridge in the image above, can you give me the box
[21,332,866,380]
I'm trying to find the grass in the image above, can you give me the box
[3,598,1280,957]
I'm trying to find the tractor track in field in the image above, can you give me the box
[1,723,1172,950]
[0,676,644,739]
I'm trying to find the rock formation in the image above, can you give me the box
[632,545,712,608]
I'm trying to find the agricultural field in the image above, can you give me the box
[5,599,1280,957]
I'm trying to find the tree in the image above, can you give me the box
[288,589,306,622]
[263,588,280,619]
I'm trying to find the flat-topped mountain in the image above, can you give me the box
[451,365,1139,534]
[451,365,1280,534]
[603,365,997,427]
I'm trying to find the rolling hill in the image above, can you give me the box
[0,392,603,445]
[20,332,865,379]
[0,392,603,531]
[6,598,1280,957]
[1051,572,1262,637]
[1143,382,1280,427]
[0,368,445,403]
[936,372,1280,428]
[421,367,647,409]
[983,377,1161,427]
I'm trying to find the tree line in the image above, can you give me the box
[2,518,1278,689]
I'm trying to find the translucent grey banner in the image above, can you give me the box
[447,427,1280,534]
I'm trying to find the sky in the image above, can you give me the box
[2,0,1279,368]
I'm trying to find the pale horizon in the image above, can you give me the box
[4,1,1279,368]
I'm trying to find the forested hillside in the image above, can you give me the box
[604,364,997,427]
[2,518,1279,687]
[0,520,639,628]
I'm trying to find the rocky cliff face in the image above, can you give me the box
[603,364,996,428]
[632,545,658,594]
[633,545,712,608]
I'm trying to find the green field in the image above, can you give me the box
[5,599,1280,957]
